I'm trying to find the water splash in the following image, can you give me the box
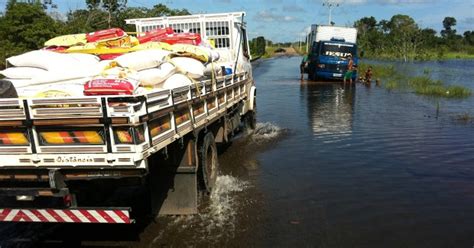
[207,175,249,227]
[250,122,287,142]
[150,175,250,246]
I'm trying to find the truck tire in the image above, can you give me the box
[198,132,219,193]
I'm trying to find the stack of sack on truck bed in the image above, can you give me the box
[0,27,228,98]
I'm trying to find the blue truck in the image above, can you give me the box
[305,25,358,81]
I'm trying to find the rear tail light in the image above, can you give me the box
[113,126,146,144]
[0,131,29,146]
[38,129,104,145]
[149,116,172,137]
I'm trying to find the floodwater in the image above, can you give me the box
[1,57,473,247]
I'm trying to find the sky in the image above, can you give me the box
[1,0,473,42]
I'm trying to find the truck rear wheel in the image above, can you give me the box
[198,132,219,193]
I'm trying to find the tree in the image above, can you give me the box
[148,4,190,17]
[464,31,474,45]
[249,36,266,57]
[441,17,457,38]
[387,14,419,61]
[0,1,62,68]
[85,0,127,28]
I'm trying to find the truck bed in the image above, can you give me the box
[0,72,250,170]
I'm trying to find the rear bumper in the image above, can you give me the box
[0,208,133,224]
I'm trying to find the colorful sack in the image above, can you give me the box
[86,28,126,43]
[84,78,138,96]
[138,27,174,44]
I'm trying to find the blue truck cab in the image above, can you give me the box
[307,39,358,81]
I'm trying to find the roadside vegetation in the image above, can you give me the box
[357,63,472,98]
[354,15,474,61]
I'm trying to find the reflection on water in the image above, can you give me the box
[301,82,355,137]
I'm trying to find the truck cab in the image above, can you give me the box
[305,25,358,81]
[308,39,358,80]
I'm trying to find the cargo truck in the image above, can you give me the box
[0,12,256,224]
[306,25,358,81]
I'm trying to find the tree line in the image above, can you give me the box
[0,0,190,68]
[354,15,474,61]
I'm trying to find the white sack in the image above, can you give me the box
[0,67,47,79]
[115,49,170,71]
[6,50,78,71]
[162,74,192,89]
[170,57,205,79]
[67,53,100,66]
[138,62,176,86]
[15,81,87,98]
[203,63,222,77]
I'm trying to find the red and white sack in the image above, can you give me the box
[84,78,139,96]
[86,28,126,43]
[137,27,174,44]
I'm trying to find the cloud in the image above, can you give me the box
[253,10,303,23]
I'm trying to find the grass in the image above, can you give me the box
[358,62,472,99]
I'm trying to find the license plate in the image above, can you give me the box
[333,73,342,77]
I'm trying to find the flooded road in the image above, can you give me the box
[1,57,473,247]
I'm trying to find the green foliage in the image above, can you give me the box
[354,14,474,61]
[249,36,266,57]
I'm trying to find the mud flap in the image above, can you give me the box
[158,166,198,215]
[149,137,198,216]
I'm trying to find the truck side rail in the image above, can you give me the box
[0,72,251,169]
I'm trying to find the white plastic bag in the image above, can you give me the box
[162,73,192,89]
[115,49,170,71]
[203,63,222,78]
[170,57,205,79]
[15,80,87,98]
[67,53,100,66]
[0,67,47,79]
[6,50,78,71]
[138,62,176,86]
